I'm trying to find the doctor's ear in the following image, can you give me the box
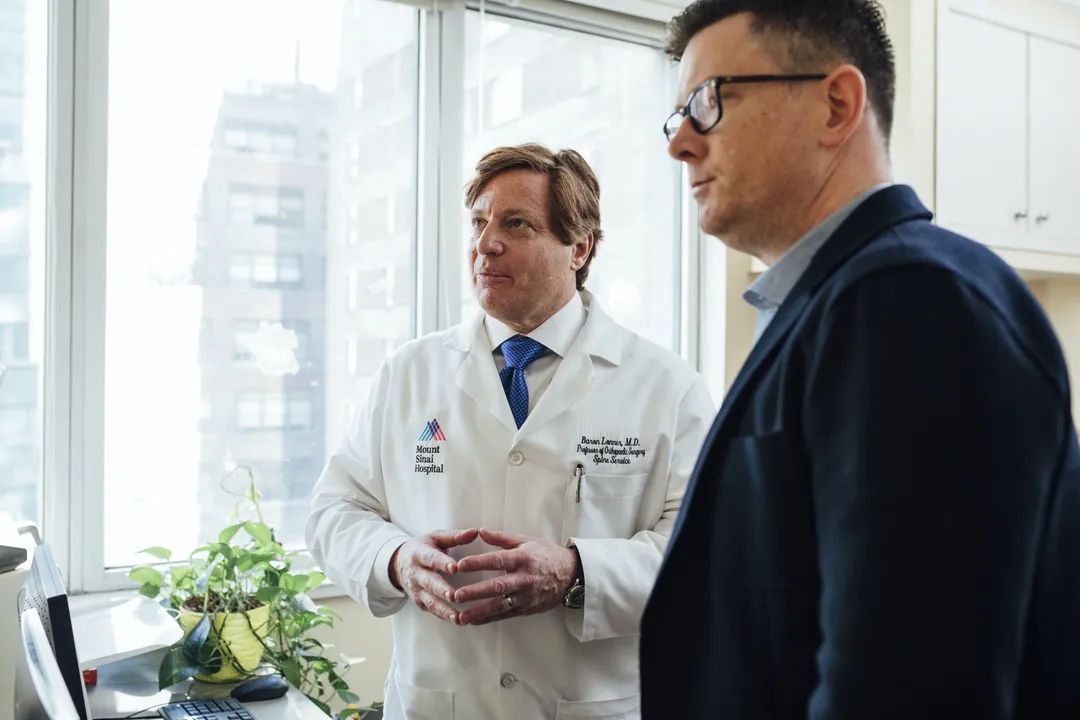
[571,233,593,270]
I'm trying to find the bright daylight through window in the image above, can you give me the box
[0,0,45,528]
[104,0,419,568]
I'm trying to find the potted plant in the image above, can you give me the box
[128,467,382,718]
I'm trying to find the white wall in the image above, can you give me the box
[312,596,394,708]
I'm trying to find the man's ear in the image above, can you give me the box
[819,64,867,149]
[571,232,594,271]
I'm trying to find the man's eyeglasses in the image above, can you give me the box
[663,74,828,142]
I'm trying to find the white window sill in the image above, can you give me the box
[69,582,350,615]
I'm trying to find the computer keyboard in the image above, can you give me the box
[158,697,255,720]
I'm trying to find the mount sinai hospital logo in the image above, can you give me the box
[415,418,446,475]
[417,418,446,442]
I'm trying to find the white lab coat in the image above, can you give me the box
[306,291,715,720]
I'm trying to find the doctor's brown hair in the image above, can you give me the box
[464,143,603,291]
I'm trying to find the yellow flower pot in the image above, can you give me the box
[177,603,271,683]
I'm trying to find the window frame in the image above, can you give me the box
[41,0,709,595]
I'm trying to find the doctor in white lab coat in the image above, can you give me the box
[307,143,715,720]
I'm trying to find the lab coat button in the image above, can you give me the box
[500,673,517,689]
[508,451,524,466]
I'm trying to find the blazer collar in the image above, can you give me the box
[714,184,933,434]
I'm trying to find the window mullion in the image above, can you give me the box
[43,0,77,589]
[70,0,110,592]
[437,2,466,331]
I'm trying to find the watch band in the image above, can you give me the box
[563,544,585,609]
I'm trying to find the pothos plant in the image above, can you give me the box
[128,465,383,718]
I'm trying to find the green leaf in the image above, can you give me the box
[278,658,303,688]
[307,696,332,716]
[305,572,326,592]
[256,587,283,605]
[218,523,245,545]
[129,566,164,587]
[243,522,274,546]
[182,613,211,661]
[138,546,173,562]
[338,689,360,704]
[339,709,361,720]
[280,573,307,596]
[237,552,278,573]
[331,673,349,691]
[169,565,194,589]
[158,646,197,691]
[137,582,160,599]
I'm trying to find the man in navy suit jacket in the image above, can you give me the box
[644,1,1080,717]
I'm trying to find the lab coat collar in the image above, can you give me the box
[444,290,624,434]
[443,290,623,366]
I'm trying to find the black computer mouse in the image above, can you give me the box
[230,674,290,702]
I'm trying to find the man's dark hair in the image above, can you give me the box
[666,0,896,140]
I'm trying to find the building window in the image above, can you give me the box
[227,184,305,228]
[346,336,358,377]
[229,254,304,288]
[348,139,361,180]
[222,121,298,157]
[347,271,358,312]
[0,322,29,361]
[236,391,314,431]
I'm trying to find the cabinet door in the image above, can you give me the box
[1029,36,1080,254]
[937,10,1030,244]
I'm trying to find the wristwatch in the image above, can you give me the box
[562,543,585,609]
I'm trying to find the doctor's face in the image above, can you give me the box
[469,170,585,334]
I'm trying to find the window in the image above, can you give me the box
[102,0,420,570]
[461,13,681,350]
[227,184,306,228]
[0,0,44,527]
[346,336,358,376]
[229,253,304,288]
[222,121,298,157]
[235,391,313,431]
[0,322,29,360]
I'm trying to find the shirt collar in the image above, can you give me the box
[485,290,586,358]
[744,183,892,311]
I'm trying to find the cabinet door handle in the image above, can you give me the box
[1014,211,1028,221]
[1036,214,1050,223]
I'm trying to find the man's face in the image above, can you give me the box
[468,170,587,332]
[668,14,821,252]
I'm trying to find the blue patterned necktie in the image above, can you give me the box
[498,335,548,429]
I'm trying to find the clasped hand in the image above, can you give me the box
[389,528,577,626]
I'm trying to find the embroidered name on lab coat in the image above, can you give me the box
[576,435,648,466]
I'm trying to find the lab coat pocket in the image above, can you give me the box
[564,472,648,540]
[556,692,641,719]
[393,677,454,720]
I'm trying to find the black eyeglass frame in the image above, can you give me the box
[664,73,829,141]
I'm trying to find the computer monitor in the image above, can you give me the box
[16,544,90,720]
[15,610,82,720]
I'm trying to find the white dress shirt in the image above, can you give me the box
[484,291,587,414]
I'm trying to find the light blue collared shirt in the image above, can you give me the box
[744,184,892,343]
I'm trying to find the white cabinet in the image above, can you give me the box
[937,7,1080,256]
[937,11,1029,240]
[1029,36,1080,253]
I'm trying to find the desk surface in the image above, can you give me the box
[87,649,326,720]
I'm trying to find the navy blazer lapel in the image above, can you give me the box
[685,186,933,496]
